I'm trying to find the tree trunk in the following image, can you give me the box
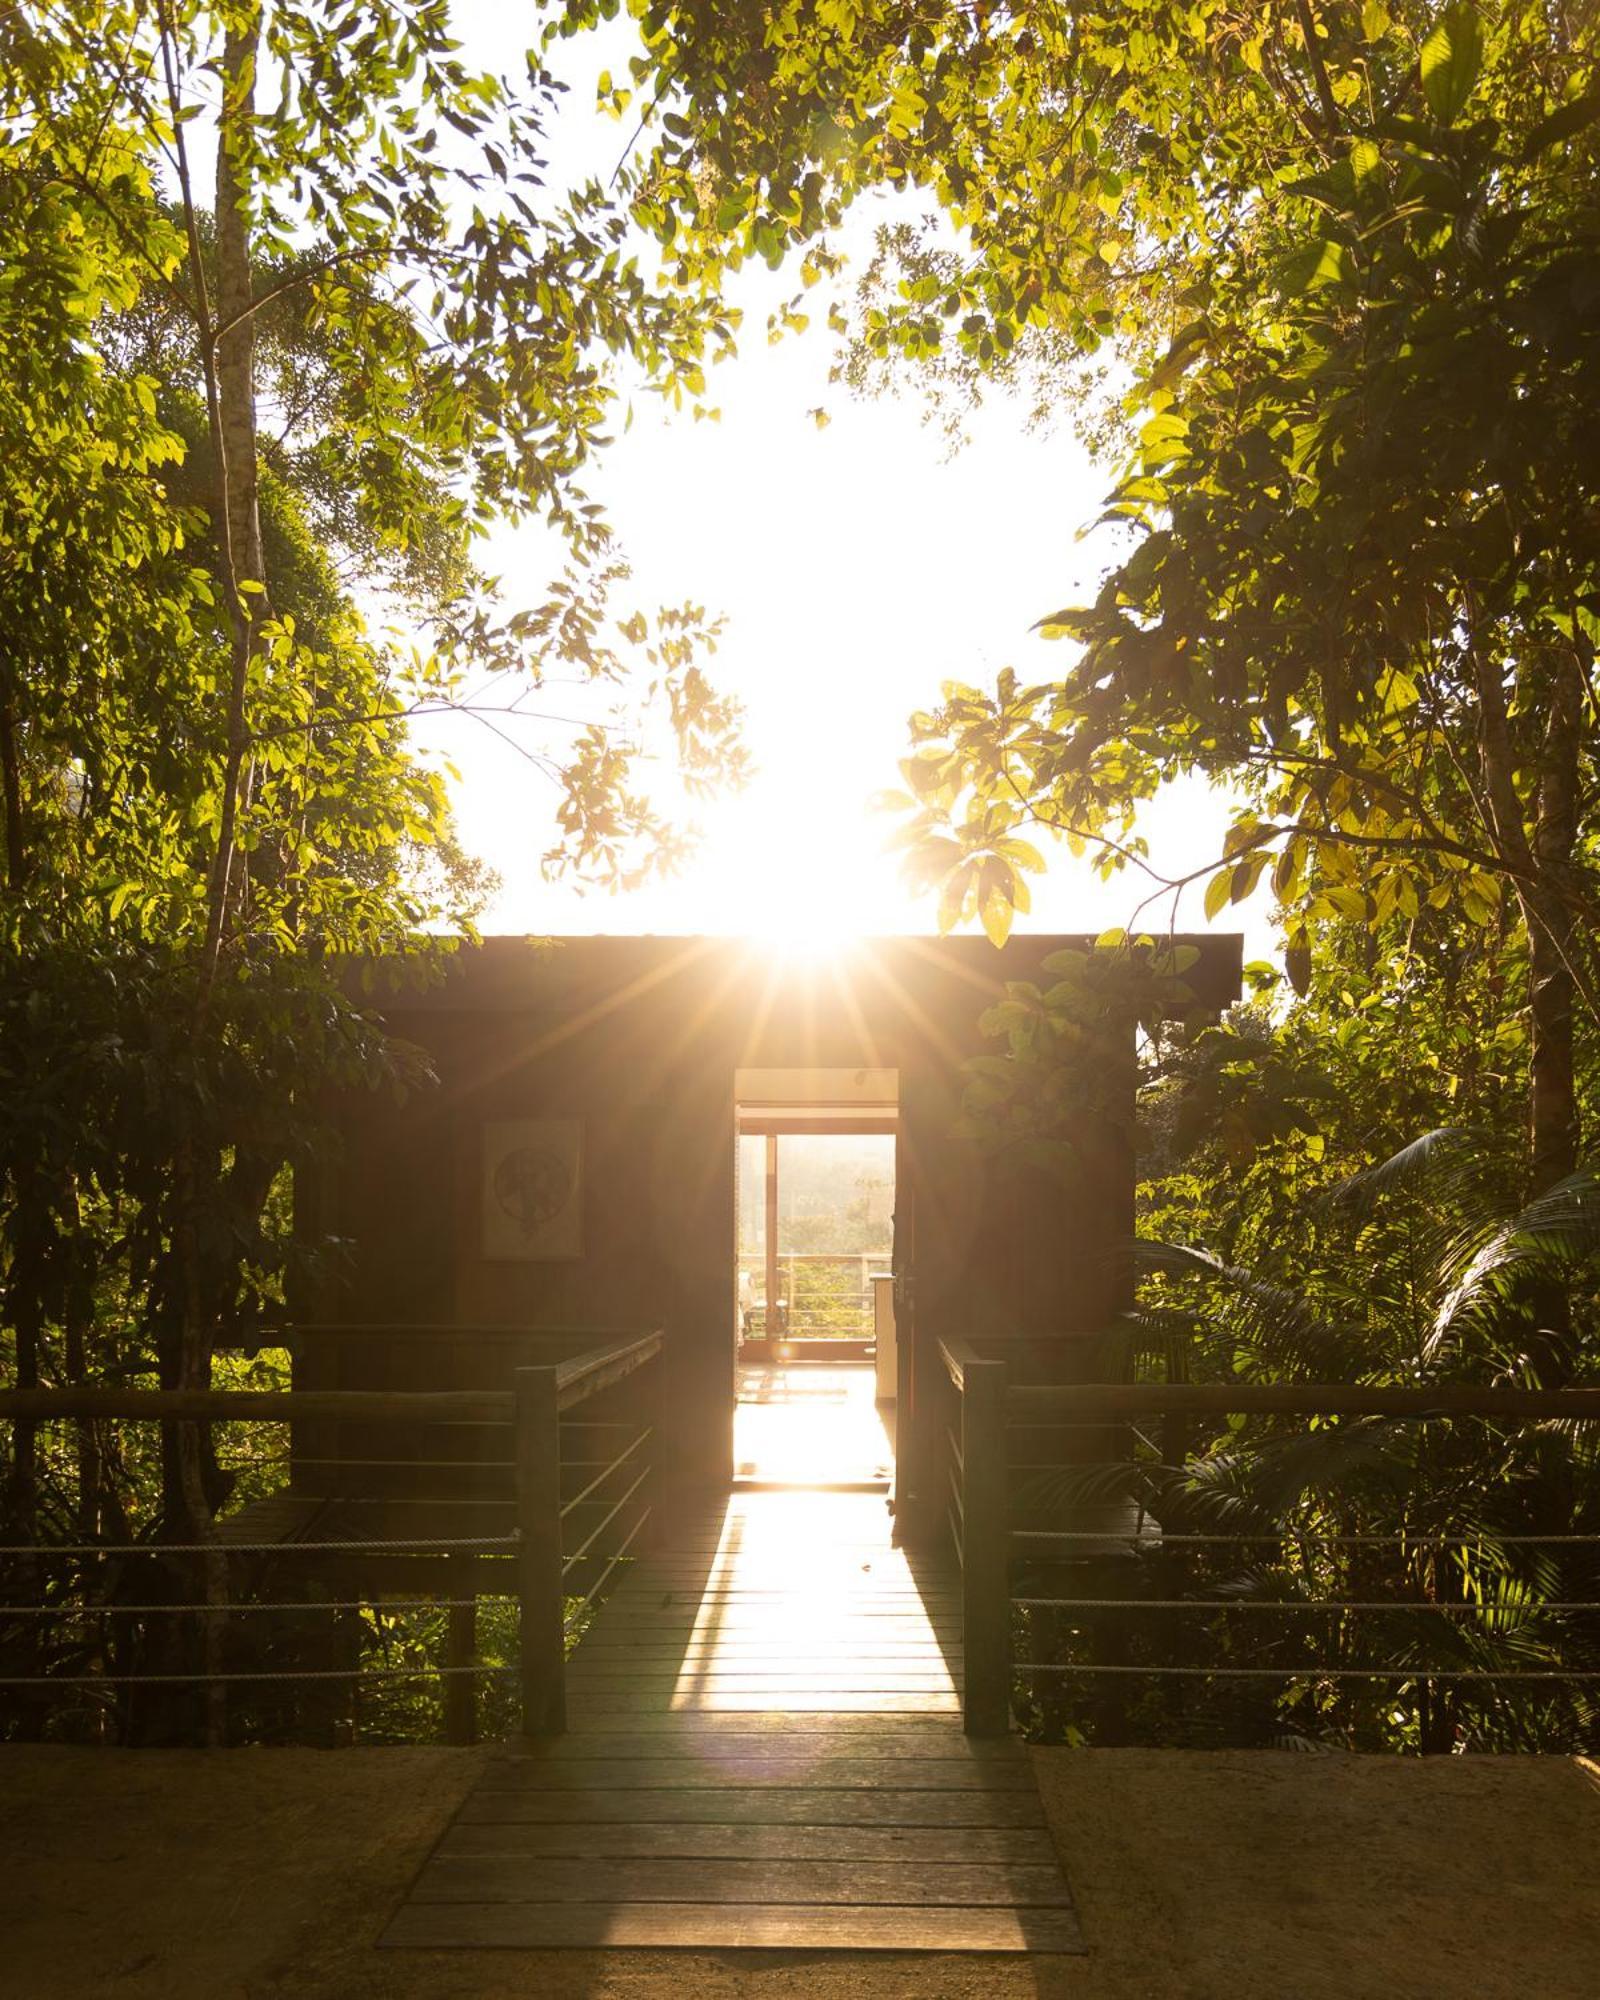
[214,17,266,611]
[0,664,25,892]
[157,4,271,1742]
[1526,647,1582,1192]
[1470,626,1582,1193]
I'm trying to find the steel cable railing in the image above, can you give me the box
[930,1355,1600,1746]
[0,1327,664,1744]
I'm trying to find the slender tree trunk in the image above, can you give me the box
[1,675,34,1538]
[63,1183,100,1541]
[1470,627,1582,1192]
[214,22,265,607]
[1527,648,1582,1192]
[156,3,270,1743]
[0,665,25,892]
[156,1,264,998]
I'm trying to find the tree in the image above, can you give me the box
[893,20,1600,1194]
[0,1,748,1625]
[584,1,1599,1188]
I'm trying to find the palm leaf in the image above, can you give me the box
[1135,1238,1368,1380]
[1433,1170,1600,1344]
[1325,1126,1507,1223]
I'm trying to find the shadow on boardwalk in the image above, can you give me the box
[2,1744,1597,1999]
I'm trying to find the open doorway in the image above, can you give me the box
[732,1068,898,1489]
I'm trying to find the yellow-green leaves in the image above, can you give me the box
[1420,5,1484,125]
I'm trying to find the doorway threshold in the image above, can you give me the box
[734,1361,893,1490]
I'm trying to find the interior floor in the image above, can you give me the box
[733,1362,892,1490]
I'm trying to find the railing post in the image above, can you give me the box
[515,1365,565,1737]
[442,1550,477,1746]
[961,1355,1011,1737]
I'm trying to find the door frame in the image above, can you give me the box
[734,1111,897,1364]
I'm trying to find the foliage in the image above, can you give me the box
[0,1,750,1747]
[588,1,1600,1190]
[1016,1116,1600,1754]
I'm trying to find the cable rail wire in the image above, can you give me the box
[4,1535,519,1556]
[0,1598,512,1616]
[0,1326,665,1745]
[933,1339,1600,1743]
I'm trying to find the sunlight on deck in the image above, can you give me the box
[733,1362,892,1488]
[659,1490,959,1714]
[379,1395,1084,1952]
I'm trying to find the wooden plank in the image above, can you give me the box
[585,1608,960,1623]
[591,1588,955,1602]
[566,1677,960,1696]
[519,1709,979,1736]
[615,1559,948,1575]
[588,1590,956,1606]
[614,1578,960,1595]
[472,1758,1035,1793]
[573,1646,961,1664]
[436,1822,1060,1864]
[500,1730,1008,1761]
[621,1560,946,1575]
[408,1854,1074,1908]
[568,1662,962,1678]
[566,1691,964,1714]
[570,1652,958,1668]
[583,1628,961,1642]
[380,1899,1085,1953]
[568,1674,960,1693]
[603,1557,940,1574]
[457,1787,1046,1828]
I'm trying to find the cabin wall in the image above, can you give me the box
[312,935,1237,1500]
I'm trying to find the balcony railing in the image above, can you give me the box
[932,1345,1600,1743]
[736,1250,890,1342]
[0,1328,663,1745]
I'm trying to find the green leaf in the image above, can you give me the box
[1420,6,1484,125]
[1521,87,1600,160]
[980,888,1014,948]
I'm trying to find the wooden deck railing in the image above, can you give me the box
[512,1331,662,1735]
[935,1335,1011,1736]
[0,1327,663,1743]
[933,1351,1600,1740]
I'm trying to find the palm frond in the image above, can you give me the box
[1220,1417,1416,1519]
[1433,1171,1600,1345]
[1134,1238,1357,1379]
[1325,1126,1508,1225]
[1013,1453,1160,1524]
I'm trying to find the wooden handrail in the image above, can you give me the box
[0,1333,662,1425]
[277,1323,654,1342]
[1005,1383,1600,1420]
[0,1388,514,1423]
[516,1333,664,1738]
[554,1330,663,1410]
[937,1333,984,1393]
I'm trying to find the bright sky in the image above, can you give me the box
[410,10,1273,963]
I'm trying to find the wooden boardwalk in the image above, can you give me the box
[383,1488,1081,1952]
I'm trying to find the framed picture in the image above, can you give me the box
[481,1119,583,1260]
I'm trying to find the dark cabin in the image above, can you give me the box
[293,932,1241,1539]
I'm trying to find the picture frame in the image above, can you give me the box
[480,1118,583,1261]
